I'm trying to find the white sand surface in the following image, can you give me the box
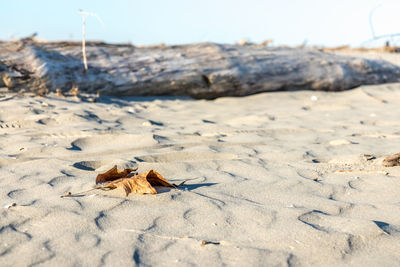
[1,83,400,266]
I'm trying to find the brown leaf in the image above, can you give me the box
[98,169,178,196]
[142,170,173,187]
[103,175,157,195]
[69,86,79,96]
[383,152,400,167]
[96,165,137,184]
[56,88,65,97]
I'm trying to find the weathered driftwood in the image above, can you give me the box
[1,39,400,99]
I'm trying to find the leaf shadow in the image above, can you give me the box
[155,182,217,194]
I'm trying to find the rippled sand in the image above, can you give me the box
[1,83,400,266]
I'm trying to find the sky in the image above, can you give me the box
[1,0,400,47]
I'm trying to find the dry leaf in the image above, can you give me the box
[102,174,157,195]
[96,165,137,184]
[100,170,173,196]
[59,166,185,198]
[143,169,174,187]
[382,152,400,167]
[69,86,79,96]
[56,88,64,96]
[96,166,182,196]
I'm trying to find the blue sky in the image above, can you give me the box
[1,0,399,47]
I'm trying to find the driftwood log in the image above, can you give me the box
[1,39,400,99]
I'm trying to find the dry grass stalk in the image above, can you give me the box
[335,169,388,175]
[78,9,104,72]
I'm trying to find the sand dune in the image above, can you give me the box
[1,83,400,266]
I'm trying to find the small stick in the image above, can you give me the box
[201,240,220,246]
[61,188,98,198]
[335,169,388,175]
[368,4,382,39]
[79,10,88,71]
[78,9,104,72]
[172,180,186,189]
[361,87,387,103]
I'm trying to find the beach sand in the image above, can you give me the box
[1,83,400,266]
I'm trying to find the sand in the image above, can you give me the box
[1,83,400,266]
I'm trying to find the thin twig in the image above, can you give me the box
[369,4,382,39]
[121,228,224,247]
[78,9,104,72]
[362,4,400,47]
[334,169,388,175]
[81,12,87,71]
[61,188,98,198]
[360,87,387,103]
[361,33,400,46]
